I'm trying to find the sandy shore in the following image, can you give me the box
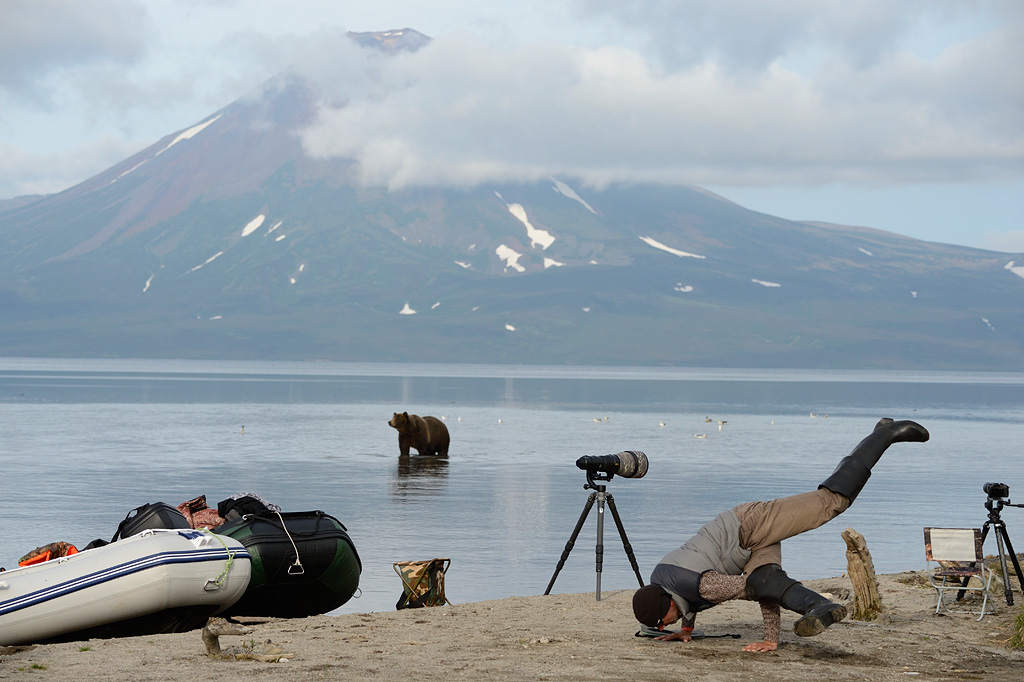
[3,571,1022,681]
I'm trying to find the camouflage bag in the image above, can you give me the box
[19,541,79,567]
[393,558,451,609]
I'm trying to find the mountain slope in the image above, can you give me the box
[1,36,1023,369]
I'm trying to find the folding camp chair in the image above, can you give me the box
[924,527,995,620]
[394,558,451,609]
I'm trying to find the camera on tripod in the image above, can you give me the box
[575,450,649,483]
[546,450,649,600]
[984,482,1010,500]
[972,481,1024,606]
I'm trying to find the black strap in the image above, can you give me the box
[634,628,741,639]
[110,504,149,543]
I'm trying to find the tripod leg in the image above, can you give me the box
[605,493,645,589]
[596,493,605,600]
[998,525,1024,598]
[994,528,1012,606]
[544,493,596,595]
[994,524,1024,606]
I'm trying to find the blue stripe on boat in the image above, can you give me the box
[0,547,251,616]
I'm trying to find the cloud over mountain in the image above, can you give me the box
[278,6,1024,191]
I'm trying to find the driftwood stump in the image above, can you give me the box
[202,617,295,662]
[842,527,882,621]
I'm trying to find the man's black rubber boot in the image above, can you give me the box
[745,564,847,637]
[818,418,929,503]
[783,586,849,637]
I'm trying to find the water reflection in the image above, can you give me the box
[392,455,449,499]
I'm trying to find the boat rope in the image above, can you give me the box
[203,530,237,591]
[275,510,305,575]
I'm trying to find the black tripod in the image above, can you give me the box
[544,468,645,600]
[960,495,1024,605]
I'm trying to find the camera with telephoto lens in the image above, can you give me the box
[984,482,1010,499]
[575,451,649,480]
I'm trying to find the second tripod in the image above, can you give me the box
[960,484,1024,606]
[544,469,645,600]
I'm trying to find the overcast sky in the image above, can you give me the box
[2,0,1021,251]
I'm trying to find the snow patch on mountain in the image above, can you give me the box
[639,236,705,259]
[550,178,596,214]
[496,244,526,272]
[752,279,781,288]
[1004,261,1024,279]
[399,302,416,315]
[241,214,265,237]
[156,114,223,157]
[982,317,995,331]
[544,257,564,268]
[112,160,148,184]
[455,260,472,269]
[505,323,516,332]
[858,247,874,256]
[496,192,555,249]
[674,283,694,292]
[188,251,224,273]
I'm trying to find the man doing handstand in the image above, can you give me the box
[632,418,929,652]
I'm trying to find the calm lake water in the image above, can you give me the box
[2,358,1023,614]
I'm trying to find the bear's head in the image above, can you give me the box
[388,412,410,429]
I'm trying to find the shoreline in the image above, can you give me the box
[3,572,1023,681]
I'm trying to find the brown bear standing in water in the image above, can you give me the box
[388,411,450,456]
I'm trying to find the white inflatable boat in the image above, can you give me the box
[0,528,251,645]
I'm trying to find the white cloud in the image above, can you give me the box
[298,4,1024,191]
[0,0,149,95]
[3,0,1021,251]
